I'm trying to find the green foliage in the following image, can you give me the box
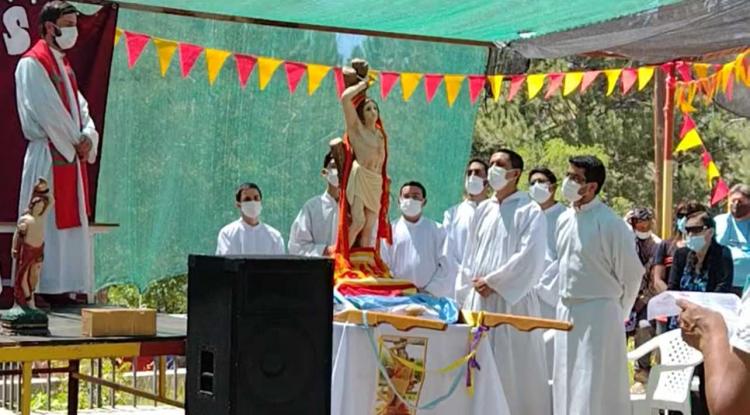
[106,275,187,313]
[473,58,750,215]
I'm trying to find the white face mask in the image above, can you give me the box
[240,201,262,219]
[561,178,583,203]
[56,26,78,50]
[635,230,652,240]
[529,182,551,204]
[399,198,422,217]
[488,166,509,191]
[465,175,485,196]
[326,169,339,188]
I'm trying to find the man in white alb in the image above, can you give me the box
[551,155,643,415]
[216,183,284,255]
[456,148,551,415]
[288,151,339,256]
[442,158,489,291]
[15,1,98,302]
[381,182,448,297]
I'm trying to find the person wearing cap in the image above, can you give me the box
[216,183,284,256]
[14,1,98,302]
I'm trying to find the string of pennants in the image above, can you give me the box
[114,28,748,107]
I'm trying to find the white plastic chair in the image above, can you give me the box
[628,329,703,415]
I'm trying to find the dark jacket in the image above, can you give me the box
[668,239,734,293]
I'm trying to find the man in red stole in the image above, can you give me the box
[14,1,98,304]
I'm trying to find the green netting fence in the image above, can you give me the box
[94,9,487,291]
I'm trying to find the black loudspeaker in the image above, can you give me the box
[186,255,333,415]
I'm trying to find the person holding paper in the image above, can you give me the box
[677,295,750,415]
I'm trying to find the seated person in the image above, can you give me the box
[381,181,448,297]
[216,182,284,255]
[288,151,339,256]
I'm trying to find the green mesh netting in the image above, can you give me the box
[94,9,487,291]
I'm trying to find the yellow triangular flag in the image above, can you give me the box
[637,67,655,91]
[257,57,283,90]
[563,72,583,96]
[706,161,721,185]
[153,38,178,77]
[719,62,735,94]
[400,72,423,101]
[114,28,123,46]
[487,75,503,102]
[693,63,711,80]
[674,129,702,153]
[444,75,465,107]
[735,51,748,86]
[526,74,545,99]
[604,69,621,96]
[205,48,231,85]
[306,64,330,95]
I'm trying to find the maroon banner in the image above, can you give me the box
[0,3,116,286]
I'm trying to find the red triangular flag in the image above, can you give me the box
[124,31,150,69]
[380,71,399,100]
[701,150,712,168]
[679,115,696,138]
[424,74,443,103]
[507,75,525,102]
[711,178,729,206]
[333,67,345,98]
[544,73,564,99]
[467,75,486,104]
[284,61,307,94]
[676,62,692,82]
[580,71,600,93]
[621,68,638,94]
[660,62,674,75]
[179,43,203,78]
[726,72,735,101]
[234,54,257,89]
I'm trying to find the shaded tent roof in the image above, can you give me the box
[511,0,750,63]
[111,0,682,46]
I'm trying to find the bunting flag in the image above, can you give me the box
[234,54,257,89]
[284,61,307,94]
[444,75,465,107]
[620,68,637,95]
[333,67,345,97]
[693,63,711,79]
[258,57,282,90]
[544,73,564,99]
[676,61,693,82]
[706,161,721,186]
[400,72,422,102]
[152,38,178,77]
[711,178,730,206]
[178,43,202,78]
[637,67,654,91]
[114,28,123,46]
[379,71,399,100]
[563,72,583,96]
[467,75,486,104]
[526,73,545,99]
[604,69,621,96]
[205,48,231,85]
[307,64,330,96]
[124,31,150,69]
[487,75,503,102]
[679,114,696,138]
[424,74,443,103]
[507,75,525,102]
[674,126,703,152]
[580,71,600,93]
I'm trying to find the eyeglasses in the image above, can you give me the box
[684,225,708,235]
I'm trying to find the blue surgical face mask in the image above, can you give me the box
[685,234,707,252]
[677,217,687,234]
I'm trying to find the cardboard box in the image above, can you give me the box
[81,308,156,337]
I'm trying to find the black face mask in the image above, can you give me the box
[732,203,750,219]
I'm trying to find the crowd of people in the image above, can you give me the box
[215,147,749,415]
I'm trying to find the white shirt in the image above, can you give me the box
[731,290,750,353]
[555,197,644,318]
[442,199,479,285]
[381,216,448,296]
[288,192,338,256]
[543,202,566,262]
[216,219,285,255]
[535,202,567,308]
[456,191,547,308]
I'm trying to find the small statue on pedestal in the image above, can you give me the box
[2,178,53,335]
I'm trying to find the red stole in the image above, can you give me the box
[23,40,91,229]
